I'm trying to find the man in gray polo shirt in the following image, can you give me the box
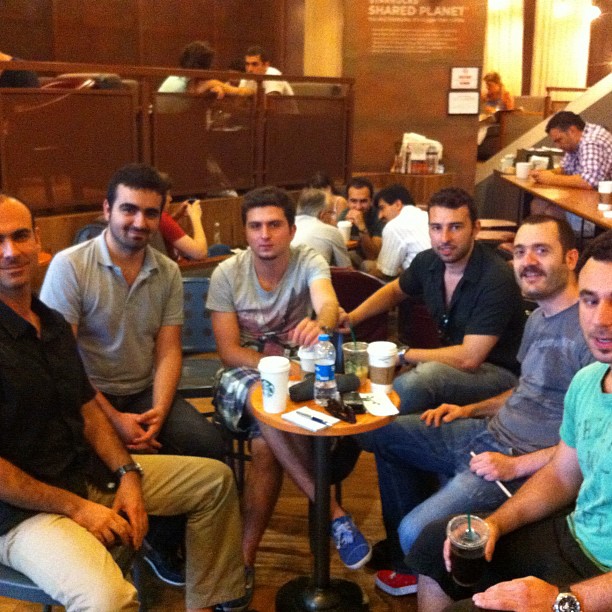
[39,164,242,599]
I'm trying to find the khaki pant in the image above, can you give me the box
[0,455,244,611]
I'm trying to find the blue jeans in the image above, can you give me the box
[359,416,526,556]
[392,361,518,414]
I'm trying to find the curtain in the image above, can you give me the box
[484,0,524,99]
[531,0,591,96]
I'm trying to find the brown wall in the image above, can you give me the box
[342,0,487,193]
[0,0,302,74]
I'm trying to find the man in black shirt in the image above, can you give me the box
[344,187,525,414]
[0,194,245,612]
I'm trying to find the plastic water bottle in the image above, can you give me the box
[314,333,338,406]
[213,221,221,245]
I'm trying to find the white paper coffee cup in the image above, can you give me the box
[337,220,352,243]
[515,162,531,180]
[297,345,316,378]
[598,181,612,210]
[367,341,397,394]
[258,356,290,413]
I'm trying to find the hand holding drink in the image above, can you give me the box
[446,514,490,587]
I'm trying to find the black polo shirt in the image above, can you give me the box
[399,242,525,375]
[0,296,95,535]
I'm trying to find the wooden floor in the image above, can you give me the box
[0,405,418,611]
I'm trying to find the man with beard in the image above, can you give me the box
[39,164,245,604]
[361,215,593,597]
[208,186,372,581]
[343,187,525,415]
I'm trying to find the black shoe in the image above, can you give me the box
[142,540,186,587]
[215,566,254,612]
[366,538,407,572]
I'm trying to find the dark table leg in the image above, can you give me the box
[275,436,368,611]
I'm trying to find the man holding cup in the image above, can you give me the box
[208,186,372,580]
[413,229,612,612]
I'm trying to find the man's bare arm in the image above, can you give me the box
[347,278,406,326]
[531,169,592,190]
[211,310,264,369]
[403,333,500,371]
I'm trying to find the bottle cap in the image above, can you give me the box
[318,334,330,342]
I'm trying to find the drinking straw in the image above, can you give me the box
[470,451,513,498]
[349,321,358,347]
[467,512,472,536]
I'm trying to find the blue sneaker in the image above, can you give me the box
[215,566,254,612]
[330,515,372,570]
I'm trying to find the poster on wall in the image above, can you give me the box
[345,0,485,61]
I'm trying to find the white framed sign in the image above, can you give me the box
[448,91,480,115]
[450,67,480,90]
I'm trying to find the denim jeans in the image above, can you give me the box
[392,361,518,414]
[359,415,525,556]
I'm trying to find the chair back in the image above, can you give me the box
[182,277,216,353]
[0,563,59,608]
[330,267,389,342]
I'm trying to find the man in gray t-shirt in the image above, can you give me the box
[361,216,594,592]
[208,186,372,575]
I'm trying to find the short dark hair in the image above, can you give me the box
[346,177,374,200]
[241,186,295,226]
[308,171,336,193]
[375,184,415,208]
[519,214,577,254]
[106,164,167,209]
[180,41,215,70]
[546,111,586,133]
[576,230,612,275]
[245,45,268,62]
[428,187,478,223]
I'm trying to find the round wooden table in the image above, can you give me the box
[252,382,399,612]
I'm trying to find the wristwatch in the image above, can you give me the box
[553,589,581,612]
[114,462,144,481]
[397,346,410,366]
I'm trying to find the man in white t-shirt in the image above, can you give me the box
[238,45,294,96]
[370,184,431,279]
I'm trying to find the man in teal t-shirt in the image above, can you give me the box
[413,230,612,612]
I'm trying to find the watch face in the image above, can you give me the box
[556,594,580,612]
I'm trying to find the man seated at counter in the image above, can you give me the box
[291,188,352,267]
[158,40,251,99]
[337,176,385,270]
[340,187,525,415]
[369,183,430,280]
[238,45,294,96]
[531,111,612,190]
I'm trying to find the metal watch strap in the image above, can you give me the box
[554,589,581,612]
[114,462,143,480]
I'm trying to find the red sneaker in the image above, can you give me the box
[375,570,418,596]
